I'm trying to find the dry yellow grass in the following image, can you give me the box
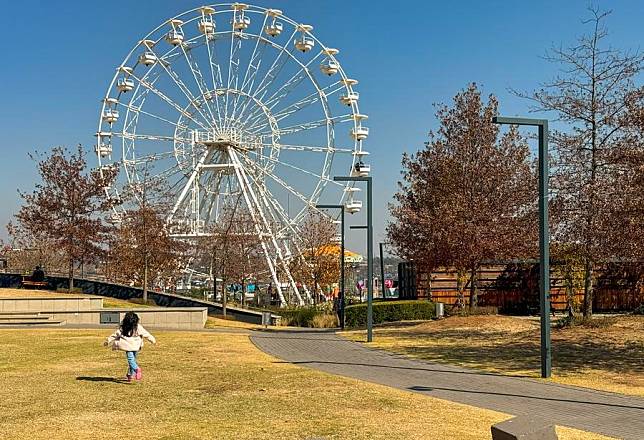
[0,288,149,309]
[0,328,612,440]
[0,288,90,298]
[205,315,261,330]
[342,315,644,397]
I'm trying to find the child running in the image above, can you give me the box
[104,311,156,382]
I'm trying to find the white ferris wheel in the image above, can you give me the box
[96,3,370,306]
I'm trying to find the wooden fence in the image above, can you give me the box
[402,262,643,313]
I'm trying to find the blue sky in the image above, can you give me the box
[0,0,642,253]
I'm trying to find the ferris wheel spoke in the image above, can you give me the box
[245,81,344,132]
[273,82,344,122]
[129,72,212,131]
[236,28,298,123]
[135,43,214,129]
[152,55,216,129]
[254,114,353,137]
[116,102,190,131]
[231,13,270,122]
[203,33,225,125]
[239,30,269,94]
[238,154,316,208]
[117,132,190,143]
[123,150,176,166]
[247,149,343,187]
[180,44,220,127]
[260,143,354,154]
[242,53,324,128]
[224,10,242,128]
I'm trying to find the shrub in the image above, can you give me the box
[279,307,323,327]
[633,304,644,315]
[345,300,435,328]
[311,314,338,328]
[446,305,498,317]
[555,315,617,329]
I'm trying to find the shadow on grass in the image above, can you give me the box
[76,376,129,384]
[373,326,644,378]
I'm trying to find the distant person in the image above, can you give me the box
[104,312,156,382]
[32,266,45,282]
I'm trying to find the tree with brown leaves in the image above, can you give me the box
[15,146,117,291]
[198,195,266,312]
[388,83,538,308]
[108,170,185,302]
[293,210,340,304]
[515,7,643,317]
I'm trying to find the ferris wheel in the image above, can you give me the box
[96,3,370,306]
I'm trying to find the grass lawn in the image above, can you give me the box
[342,315,644,397]
[0,328,611,440]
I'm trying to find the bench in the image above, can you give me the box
[21,277,49,289]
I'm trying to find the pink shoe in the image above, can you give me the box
[135,368,142,380]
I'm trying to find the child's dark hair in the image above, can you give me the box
[120,311,140,337]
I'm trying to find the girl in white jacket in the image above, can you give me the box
[104,311,156,382]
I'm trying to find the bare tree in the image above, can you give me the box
[388,83,538,308]
[198,195,265,313]
[109,169,185,302]
[15,146,116,291]
[515,7,643,317]
[5,222,67,274]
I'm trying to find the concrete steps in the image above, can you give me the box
[0,312,66,326]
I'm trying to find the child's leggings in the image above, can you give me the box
[126,351,139,375]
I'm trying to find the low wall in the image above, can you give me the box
[0,273,278,325]
[0,297,103,313]
[45,307,208,330]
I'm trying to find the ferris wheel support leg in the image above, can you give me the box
[168,148,210,224]
[251,180,313,304]
[228,148,288,306]
[229,148,304,306]
[238,160,315,305]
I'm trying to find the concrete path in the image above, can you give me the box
[251,330,644,440]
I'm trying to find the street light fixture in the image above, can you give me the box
[492,116,551,378]
[334,176,374,342]
[316,203,346,329]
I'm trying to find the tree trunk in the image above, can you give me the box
[143,256,149,304]
[241,279,245,308]
[469,265,479,309]
[583,258,594,319]
[565,272,575,318]
[222,276,227,317]
[455,268,467,309]
[68,258,75,293]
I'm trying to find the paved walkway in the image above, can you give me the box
[251,330,644,440]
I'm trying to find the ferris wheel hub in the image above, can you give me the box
[193,127,263,152]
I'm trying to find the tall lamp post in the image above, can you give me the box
[335,176,374,342]
[379,242,387,299]
[316,204,346,329]
[492,116,551,378]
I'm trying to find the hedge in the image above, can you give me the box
[278,307,322,327]
[344,300,435,328]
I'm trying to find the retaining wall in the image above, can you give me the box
[0,297,103,313]
[0,273,278,325]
